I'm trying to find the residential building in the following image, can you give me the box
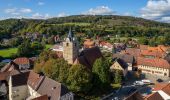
[13,57,31,70]
[137,57,170,77]
[99,41,113,52]
[144,83,170,100]
[83,39,95,49]
[110,58,128,77]
[8,71,74,100]
[112,54,134,71]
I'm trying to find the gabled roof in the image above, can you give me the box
[1,61,19,72]
[162,83,170,96]
[125,91,143,100]
[113,54,134,64]
[146,83,170,100]
[145,92,164,100]
[123,48,141,58]
[115,58,128,69]
[76,46,103,69]
[37,77,69,100]
[32,95,48,100]
[14,57,30,65]
[137,57,170,69]
[11,71,70,100]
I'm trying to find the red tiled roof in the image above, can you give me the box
[162,83,170,96]
[14,57,30,65]
[152,83,168,91]
[137,57,170,69]
[125,91,143,100]
[141,50,164,58]
[123,48,141,58]
[99,41,113,48]
[145,92,164,100]
[139,45,148,50]
[32,95,48,100]
[0,72,10,81]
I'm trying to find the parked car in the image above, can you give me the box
[157,79,163,82]
[134,81,144,86]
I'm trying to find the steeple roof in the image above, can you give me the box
[67,28,73,41]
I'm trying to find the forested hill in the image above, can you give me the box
[0,15,170,40]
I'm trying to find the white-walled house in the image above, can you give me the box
[8,71,74,100]
[137,57,170,77]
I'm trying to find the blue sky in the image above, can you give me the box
[1,0,170,22]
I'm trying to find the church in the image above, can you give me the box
[51,29,103,69]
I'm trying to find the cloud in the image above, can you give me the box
[82,6,115,15]
[31,13,50,19]
[4,8,32,15]
[20,8,32,13]
[4,8,17,14]
[38,2,45,6]
[141,0,170,22]
[57,12,68,17]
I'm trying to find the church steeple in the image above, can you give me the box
[68,28,73,41]
[63,28,79,64]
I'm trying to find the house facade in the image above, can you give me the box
[137,57,170,77]
[8,71,74,100]
[110,59,128,77]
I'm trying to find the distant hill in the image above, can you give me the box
[0,15,170,40]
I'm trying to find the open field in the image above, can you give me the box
[0,48,17,58]
[0,44,53,58]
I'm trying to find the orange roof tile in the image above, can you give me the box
[14,57,30,65]
[152,83,168,91]
[137,57,170,69]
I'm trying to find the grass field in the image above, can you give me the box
[0,48,17,58]
[45,44,53,49]
[0,44,53,58]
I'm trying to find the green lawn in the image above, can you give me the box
[0,48,18,58]
[0,44,53,58]
[45,44,53,49]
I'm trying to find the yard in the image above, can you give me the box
[0,44,53,58]
[0,48,17,58]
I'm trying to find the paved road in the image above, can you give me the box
[102,84,152,100]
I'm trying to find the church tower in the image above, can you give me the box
[63,29,79,64]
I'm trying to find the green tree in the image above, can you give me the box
[92,58,110,89]
[114,70,122,84]
[17,40,31,57]
[67,64,92,93]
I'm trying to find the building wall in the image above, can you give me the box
[60,92,74,100]
[9,76,12,100]
[19,64,30,70]
[11,85,28,100]
[138,65,170,77]
[63,38,79,64]
[27,85,41,99]
[127,63,132,71]
[110,61,128,76]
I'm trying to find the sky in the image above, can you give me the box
[1,0,170,22]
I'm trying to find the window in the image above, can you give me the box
[75,43,77,46]
[66,43,69,46]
